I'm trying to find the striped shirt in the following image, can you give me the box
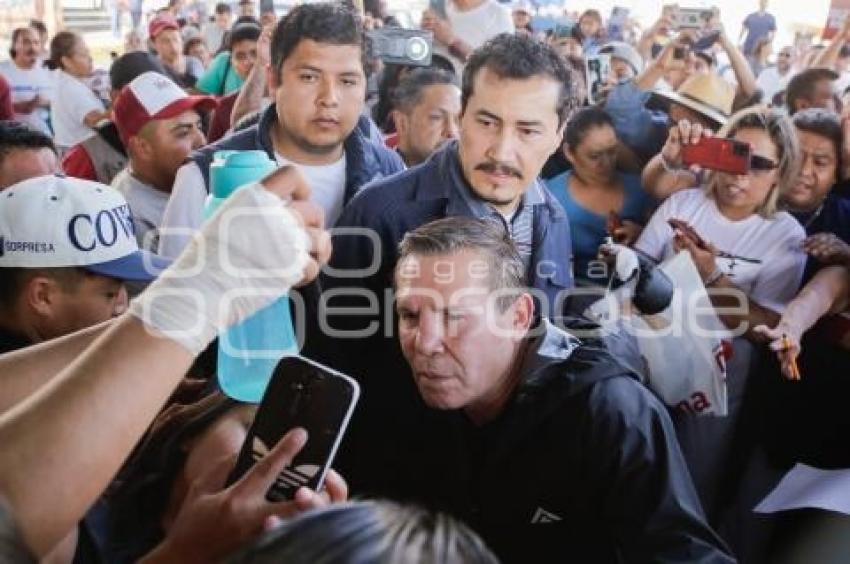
[452,168,544,272]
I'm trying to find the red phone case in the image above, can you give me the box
[681,137,750,175]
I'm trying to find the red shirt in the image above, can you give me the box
[62,144,98,181]
[0,74,13,121]
[207,92,237,144]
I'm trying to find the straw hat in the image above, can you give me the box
[654,73,736,126]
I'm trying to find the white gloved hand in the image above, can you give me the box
[128,180,314,355]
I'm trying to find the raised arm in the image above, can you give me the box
[718,25,758,98]
[641,119,711,199]
[755,265,850,378]
[231,23,273,128]
[812,17,850,70]
[0,168,329,557]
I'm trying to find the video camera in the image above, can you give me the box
[367,28,433,66]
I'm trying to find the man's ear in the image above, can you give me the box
[25,276,60,318]
[511,292,535,336]
[391,109,409,137]
[127,134,153,162]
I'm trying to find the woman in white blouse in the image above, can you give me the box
[47,31,111,152]
[635,107,807,341]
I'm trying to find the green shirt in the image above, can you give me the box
[195,51,244,95]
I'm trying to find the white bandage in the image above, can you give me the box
[128,182,311,354]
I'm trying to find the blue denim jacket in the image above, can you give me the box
[604,80,669,161]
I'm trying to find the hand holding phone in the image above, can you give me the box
[228,356,360,502]
[668,218,710,250]
[151,427,348,563]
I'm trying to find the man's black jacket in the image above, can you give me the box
[344,320,735,564]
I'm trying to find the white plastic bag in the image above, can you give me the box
[586,251,730,416]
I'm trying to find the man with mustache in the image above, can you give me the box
[309,34,578,495]
[0,28,53,136]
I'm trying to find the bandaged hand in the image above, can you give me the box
[129,167,331,354]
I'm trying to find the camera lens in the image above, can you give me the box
[405,36,430,62]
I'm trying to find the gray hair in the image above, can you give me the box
[396,217,526,312]
[227,500,499,564]
[706,106,801,218]
[391,68,457,115]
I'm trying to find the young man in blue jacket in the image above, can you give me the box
[158,2,404,259]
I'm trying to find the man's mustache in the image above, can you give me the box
[475,161,522,179]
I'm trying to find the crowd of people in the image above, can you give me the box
[1,0,850,562]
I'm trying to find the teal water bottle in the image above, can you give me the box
[204,150,299,402]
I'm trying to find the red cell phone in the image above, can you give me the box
[681,137,751,175]
[607,210,622,235]
[668,218,709,250]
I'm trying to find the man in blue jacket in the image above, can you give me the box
[320,32,576,322]
[309,34,584,493]
[157,2,404,258]
[355,216,734,563]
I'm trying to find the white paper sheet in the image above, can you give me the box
[755,463,850,515]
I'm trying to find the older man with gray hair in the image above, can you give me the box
[338,216,734,564]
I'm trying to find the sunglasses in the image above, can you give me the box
[749,154,779,172]
[778,52,792,58]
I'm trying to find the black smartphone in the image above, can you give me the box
[227,356,360,502]
[694,30,721,51]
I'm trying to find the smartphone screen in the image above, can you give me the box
[228,356,360,501]
[585,54,611,104]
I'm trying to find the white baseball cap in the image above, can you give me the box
[0,175,171,281]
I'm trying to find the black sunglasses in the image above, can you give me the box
[749,154,779,171]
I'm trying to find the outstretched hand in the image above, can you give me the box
[141,428,348,563]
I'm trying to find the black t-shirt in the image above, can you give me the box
[791,191,850,284]
[0,328,31,355]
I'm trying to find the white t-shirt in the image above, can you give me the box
[158,154,348,259]
[51,69,105,148]
[0,60,54,135]
[756,66,794,104]
[112,168,170,252]
[434,0,514,73]
[835,71,850,96]
[275,152,346,226]
[635,188,806,312]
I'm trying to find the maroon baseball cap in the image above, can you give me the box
[114,71,217,145]
[148,14,180,39]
